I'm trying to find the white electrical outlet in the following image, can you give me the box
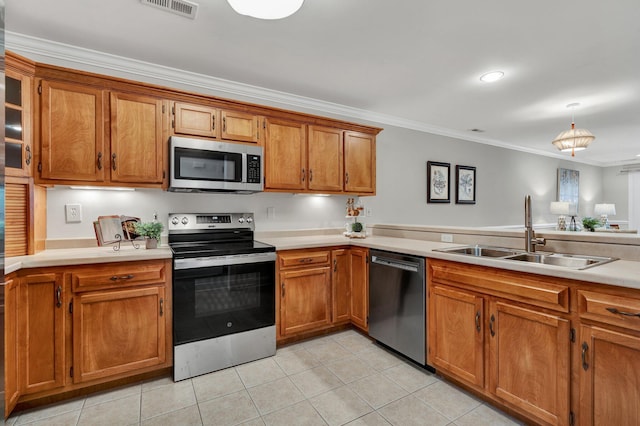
[441,233,453,243]
[366,208,373,217]
[65,204,82,223]
[267,207,276,219]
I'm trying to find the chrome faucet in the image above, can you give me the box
[525,195,546,252]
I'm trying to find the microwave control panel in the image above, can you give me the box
[247,155,261,183]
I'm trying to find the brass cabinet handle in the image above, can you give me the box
[159,298,164,316]
[112,153,117,171]
[56,286,62,308]
[256,120,259,139]
[475,311,481,332]
[489,314,496,337]
[606,307,640,318]
[309,169,313,182]
[212,115,215,130]
[333,258,337,272]
[25,145,32,166]
[109,274,134,281]
[301,168,306,182]
[581,342,589,371]
[345,172,350,184]
[223,117,226,132]
[281,282,285,297]
[298,258,314,263]
[97,152,103,170]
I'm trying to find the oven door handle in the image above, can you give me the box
[174,252,276,270]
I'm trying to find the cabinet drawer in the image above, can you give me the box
[429,260,569,312]
[578,290,640,331]
[278,250,331,269]
[72,261,167,292]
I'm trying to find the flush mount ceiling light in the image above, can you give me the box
[551,102,595,157]
[227,0,304,19]
[479,71,504,83]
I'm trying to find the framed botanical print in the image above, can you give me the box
[427,161,450,203]
[456,165,476,204]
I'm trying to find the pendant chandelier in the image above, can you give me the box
[551,103,595,157]
[227,0,304,20]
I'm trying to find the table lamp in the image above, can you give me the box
[550,201,576,231]
[594,204,616,229]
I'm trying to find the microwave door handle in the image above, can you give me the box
[242,153,248,183]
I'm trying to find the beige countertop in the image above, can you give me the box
[258,234,640,291]
[6,234,640,291]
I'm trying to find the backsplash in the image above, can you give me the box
[46,187,352,240]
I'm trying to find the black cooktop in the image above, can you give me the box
[170,240,275,258]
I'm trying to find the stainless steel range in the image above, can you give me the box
[169,213,276,381]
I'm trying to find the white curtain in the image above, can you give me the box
[629,171,640,230]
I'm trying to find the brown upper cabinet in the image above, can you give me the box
[5,52,35,178]
[38,79,106,183]
[172,102,261,143]
[110,92,166,184]
[344,131,376,194]
[36,76,168,188]
[264,120,377,195]
[23,52,380,191]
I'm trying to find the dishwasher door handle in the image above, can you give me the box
[370,255,419,273]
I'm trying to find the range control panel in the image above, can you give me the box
[168,213,254,231]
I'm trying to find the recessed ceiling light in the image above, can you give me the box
[479,71,505,83]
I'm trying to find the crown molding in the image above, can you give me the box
[7,31,606,167]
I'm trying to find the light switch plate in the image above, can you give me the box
[65,204,82,223]
[441,233,453,243]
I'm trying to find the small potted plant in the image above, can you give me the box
[582,217,600,232]
[134,221,164,249]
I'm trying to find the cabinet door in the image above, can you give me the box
[110,92,165,184]
[429,285,484,388]
[579,325,640,426]
[20,272,66,394]
[4,278,20,417]
[264,118,307,191]
[350,248,369,331]
[173,102,218,138]
[221,110,260,143]
[5,69,33,177]
[39,80,105,182]
[73,286,167,383]
[332,249,351,324]
[344,131,375,194]
[308,126,343,192]
[489,301,570,426]
[280,267,331,336]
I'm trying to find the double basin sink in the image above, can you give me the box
[435,245,617,270]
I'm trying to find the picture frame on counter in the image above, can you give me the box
[455,165,476,204]
[427,161,450,203]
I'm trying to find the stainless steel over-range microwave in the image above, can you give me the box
[169,136,263,193]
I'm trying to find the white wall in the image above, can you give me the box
[602,166,629,222]
[46,124,608,240]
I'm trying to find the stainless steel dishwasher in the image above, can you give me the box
[369,249,426,365]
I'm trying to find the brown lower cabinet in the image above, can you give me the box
[276,247,369,342]
[5,259,172,417]
[428,258,640,426]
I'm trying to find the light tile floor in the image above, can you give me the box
[7,330,524,426]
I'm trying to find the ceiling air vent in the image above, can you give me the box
[140,0,199,19]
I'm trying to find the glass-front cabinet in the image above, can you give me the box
[5,60,33,177]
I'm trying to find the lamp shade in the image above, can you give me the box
[594,203,616,216]
[550,201,576,216]
[551,127,595,152]
[227,0,304,19]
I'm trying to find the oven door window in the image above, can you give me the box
[175,147,243,182]
[173,261,275,345]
